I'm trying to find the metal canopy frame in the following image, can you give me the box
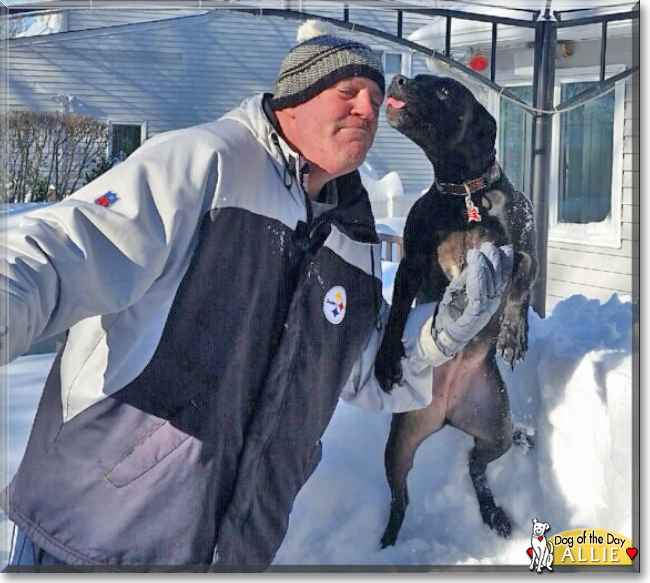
[2,0,640,315]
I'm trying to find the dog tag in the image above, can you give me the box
[464,191,482,223]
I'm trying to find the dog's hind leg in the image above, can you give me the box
[469,432,513,538]
[381,400,445,548]
[447,353,514,537]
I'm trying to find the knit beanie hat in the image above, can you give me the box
[270,20,385,110]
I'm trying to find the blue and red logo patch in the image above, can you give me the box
[95,191,119,207]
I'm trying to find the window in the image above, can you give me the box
[382,51,412,78]
[109,122,146,161]
[498,85,533,193]
[496,67,624,248]
[557,81,614,224]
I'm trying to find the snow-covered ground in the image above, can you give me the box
[0,263,635,569]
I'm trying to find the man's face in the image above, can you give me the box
[287,77,383,177]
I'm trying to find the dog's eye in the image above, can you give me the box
[436,87,451,101]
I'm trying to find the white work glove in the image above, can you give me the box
[432,242,514,357]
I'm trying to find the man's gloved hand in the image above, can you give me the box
[433,242,514,357]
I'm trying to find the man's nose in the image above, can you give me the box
[352,92,377,121]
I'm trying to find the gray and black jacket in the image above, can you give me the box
[0,94,449,567]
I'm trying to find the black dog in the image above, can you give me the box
[374,74,537,547]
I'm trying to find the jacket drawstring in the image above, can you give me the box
[271,133,295,190]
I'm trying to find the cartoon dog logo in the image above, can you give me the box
[529,518,554,573]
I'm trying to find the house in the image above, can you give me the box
[2,1,638,313]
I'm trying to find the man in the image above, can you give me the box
[1,21,512,568]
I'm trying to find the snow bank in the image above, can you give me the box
[360,169,407,220]
[513,295,634,538]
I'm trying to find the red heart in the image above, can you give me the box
[527,548,533,557]
[627,548,638,560]
[538,536,543,541]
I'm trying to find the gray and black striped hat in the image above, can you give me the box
[270,20,385,110]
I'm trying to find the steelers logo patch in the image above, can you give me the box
[323,286,347,325]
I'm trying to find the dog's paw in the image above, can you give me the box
[374,341,406,393]
[513,427,535,452]
[497,313,528,370]
[380,526,398,549]
[482,505,512,538]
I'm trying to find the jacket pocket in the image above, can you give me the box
[103,414,194,488]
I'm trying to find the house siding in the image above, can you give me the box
[7,11,299,136]
[66,8,201,31]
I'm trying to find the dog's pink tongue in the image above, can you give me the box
[386,96,406,109]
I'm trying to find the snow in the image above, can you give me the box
[14,13,64,38]
[0,266,635,569]
[361,170,404,202]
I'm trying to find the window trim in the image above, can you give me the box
[108,121,147,162]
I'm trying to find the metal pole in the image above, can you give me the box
[529,17,556,317]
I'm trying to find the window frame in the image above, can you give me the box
[548,66,625,249]
[382,50,412,78]
[108,121,147,162]
[493,65,625,249]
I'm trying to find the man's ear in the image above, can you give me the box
[277,105,298,120]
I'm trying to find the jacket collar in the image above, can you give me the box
[220,93,367,210]
[220,93,308,186]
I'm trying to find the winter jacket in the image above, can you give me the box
[0,94,448,568]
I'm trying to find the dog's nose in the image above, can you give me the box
[393,75,406,86]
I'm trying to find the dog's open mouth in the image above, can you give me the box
[386,96,406,109]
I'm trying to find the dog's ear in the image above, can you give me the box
[544,523,550,531]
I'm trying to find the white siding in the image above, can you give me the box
[67,9,200,31]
